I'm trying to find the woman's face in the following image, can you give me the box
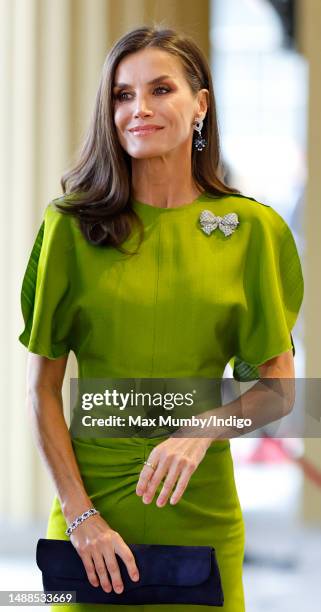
[112,47,208,159]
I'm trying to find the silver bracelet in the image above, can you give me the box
[65,507,100,537]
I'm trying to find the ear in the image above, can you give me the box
[197,88,209,116]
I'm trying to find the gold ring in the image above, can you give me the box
[144,460,156,471]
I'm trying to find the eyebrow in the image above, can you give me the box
[113,74,175,89]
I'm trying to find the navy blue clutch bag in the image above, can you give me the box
[36,538,224,606]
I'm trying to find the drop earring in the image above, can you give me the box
[193,117,207,151]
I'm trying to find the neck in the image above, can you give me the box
[130,146,202,209]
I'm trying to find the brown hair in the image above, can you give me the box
[54,24,240,253]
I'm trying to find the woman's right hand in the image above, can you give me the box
[70,514,140,594]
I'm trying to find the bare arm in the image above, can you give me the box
[26,353,140,593]
[172,349,296,442]
[26,353,92,521]
[209,348,296,440]
[134,350,297,509]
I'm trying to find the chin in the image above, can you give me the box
[126,144,171,159]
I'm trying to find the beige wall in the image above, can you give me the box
[297,0,321,524]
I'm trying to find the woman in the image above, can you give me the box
[19,25,304,611]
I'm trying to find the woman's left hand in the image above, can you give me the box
[135,437,213,507]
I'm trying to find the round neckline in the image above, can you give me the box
[131,191,209,211]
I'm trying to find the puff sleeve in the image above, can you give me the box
[18,203,76,359]
[232,206,304,381]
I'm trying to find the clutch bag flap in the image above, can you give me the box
[36,538,224,606]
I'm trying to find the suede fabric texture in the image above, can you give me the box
[36,539,224,605]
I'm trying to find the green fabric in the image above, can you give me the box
[46,438,245,612]
[19,205,75,359]
[19,193,304,377]
[18,192,304,611]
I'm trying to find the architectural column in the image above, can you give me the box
[297,0,321,524]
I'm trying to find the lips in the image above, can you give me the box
[129,126,164,133]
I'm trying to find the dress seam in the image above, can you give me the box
[149,218,162,376]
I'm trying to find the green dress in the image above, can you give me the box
[18,192,304,611]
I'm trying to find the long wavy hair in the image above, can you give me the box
[54,24,240,253]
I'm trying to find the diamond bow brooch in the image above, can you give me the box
[199,210,239,237]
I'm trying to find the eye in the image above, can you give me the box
[114,86,171,102]
[114,91,131,102]
[154,86,171,95]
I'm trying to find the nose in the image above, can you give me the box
[133,94,153,119]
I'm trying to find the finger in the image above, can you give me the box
[136,457,159,496]
[103,550,124,594]
[169,465,195,505]
[155,464,181,506]
[91,552,112,593]
[136,467,152,495]
[141,462,168,504]
[116,543,140,583]
[80,553,100,588]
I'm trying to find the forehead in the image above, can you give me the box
[113,48,185,84]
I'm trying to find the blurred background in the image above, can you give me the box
[1,0,320,610]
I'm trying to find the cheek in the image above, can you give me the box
[113,115,130,148]
[113,108,124,131]
[166,103,192,130]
